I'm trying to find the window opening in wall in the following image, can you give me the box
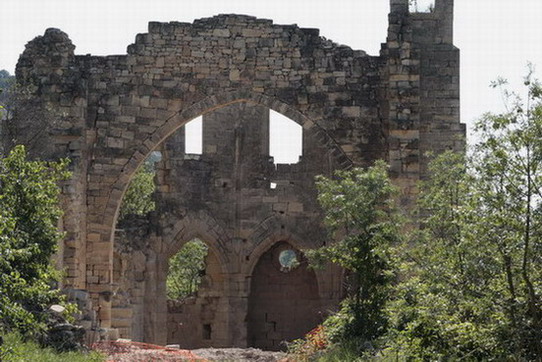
[269,110,302,164]
[167,238,209,300]
[117,151,161,222]
[202,324,212,340]
[184,116,203,155]
[270,182,277,189]
[279,249,299,272]
[409,0,435,12]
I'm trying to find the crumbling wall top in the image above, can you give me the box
[16,28,76,83]
[127,14,369,60]
[389,0,454,44]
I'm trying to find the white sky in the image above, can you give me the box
[2,0,542,152]
[184,112,303,164]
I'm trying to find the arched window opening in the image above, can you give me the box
[409,0,435,13]
[269,110,302,164]
[184,116,203,155]
[167,238,209,300]
[117,150,161,222]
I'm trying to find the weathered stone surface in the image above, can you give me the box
[11,0,462,350]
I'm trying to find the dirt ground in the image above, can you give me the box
[192,347,286,361]
[94,341,288,361]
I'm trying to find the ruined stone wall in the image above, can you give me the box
[154,102,345,347]
[109,102,345,347]
[11,0,462,348]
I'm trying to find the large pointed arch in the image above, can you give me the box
[103,90,354,240]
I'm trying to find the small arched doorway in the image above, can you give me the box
[247,241,321,350]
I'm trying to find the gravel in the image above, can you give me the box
[191,347,287,361]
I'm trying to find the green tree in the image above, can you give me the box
[166,239,209,300]
[0,70,13,136]
[384,71,542,359]
[473,71,542,358]
[0,69,13,90]
[307,160,401,350]
[0,145,70,341]
[118,156,157,220]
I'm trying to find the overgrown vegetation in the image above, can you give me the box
[118,152,160,220]
[295,71,542,360]
[166,239,209,300]
[0,69,13,90]
[301,161,401,355]
[0,146,74,355]
[381,71,542,360]
[2,333,103,362]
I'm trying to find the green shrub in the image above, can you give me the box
[381,73,542,360]
[0,146,72,350]
[1,333,103,362]
[306,161,401,352]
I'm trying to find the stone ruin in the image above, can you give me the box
[11,0,463,350]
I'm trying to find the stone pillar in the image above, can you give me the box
[143,250,169,345]
[435,0,454,44]
[384,0,463,209]
[390,0,409,13]
[15,28,88,289]
[384,1,422,209]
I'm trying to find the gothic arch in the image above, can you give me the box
[161,211,231,271]
[243,220,321,276]
[247,239,321,350]
[104,90,354,237]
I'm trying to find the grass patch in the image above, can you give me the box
[312,341,366,362]
[1,333,104,362]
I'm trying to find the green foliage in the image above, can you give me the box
[166,239,209,300]
[0,70,12,121]
[0,69,13,90]
[118,158,156,219]
[2,332,104,362]
[0,146,71,348]
[307,160,401,349]
[383,71,542,359]
[312,340,365,362]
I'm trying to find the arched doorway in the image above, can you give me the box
[247,241,321,350]
[108,99,347,345]
[166,238,228,348]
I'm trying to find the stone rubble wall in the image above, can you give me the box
[11,0,462,348]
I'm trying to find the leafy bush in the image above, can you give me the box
[288,325,328,361]
[1,332,103,362]
[0,146,72,354]
[382,72,542,359]
[306,161,401,351]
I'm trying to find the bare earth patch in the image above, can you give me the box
[93,340,203,361]
[93,341,288,361]
[192,348,286,362]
